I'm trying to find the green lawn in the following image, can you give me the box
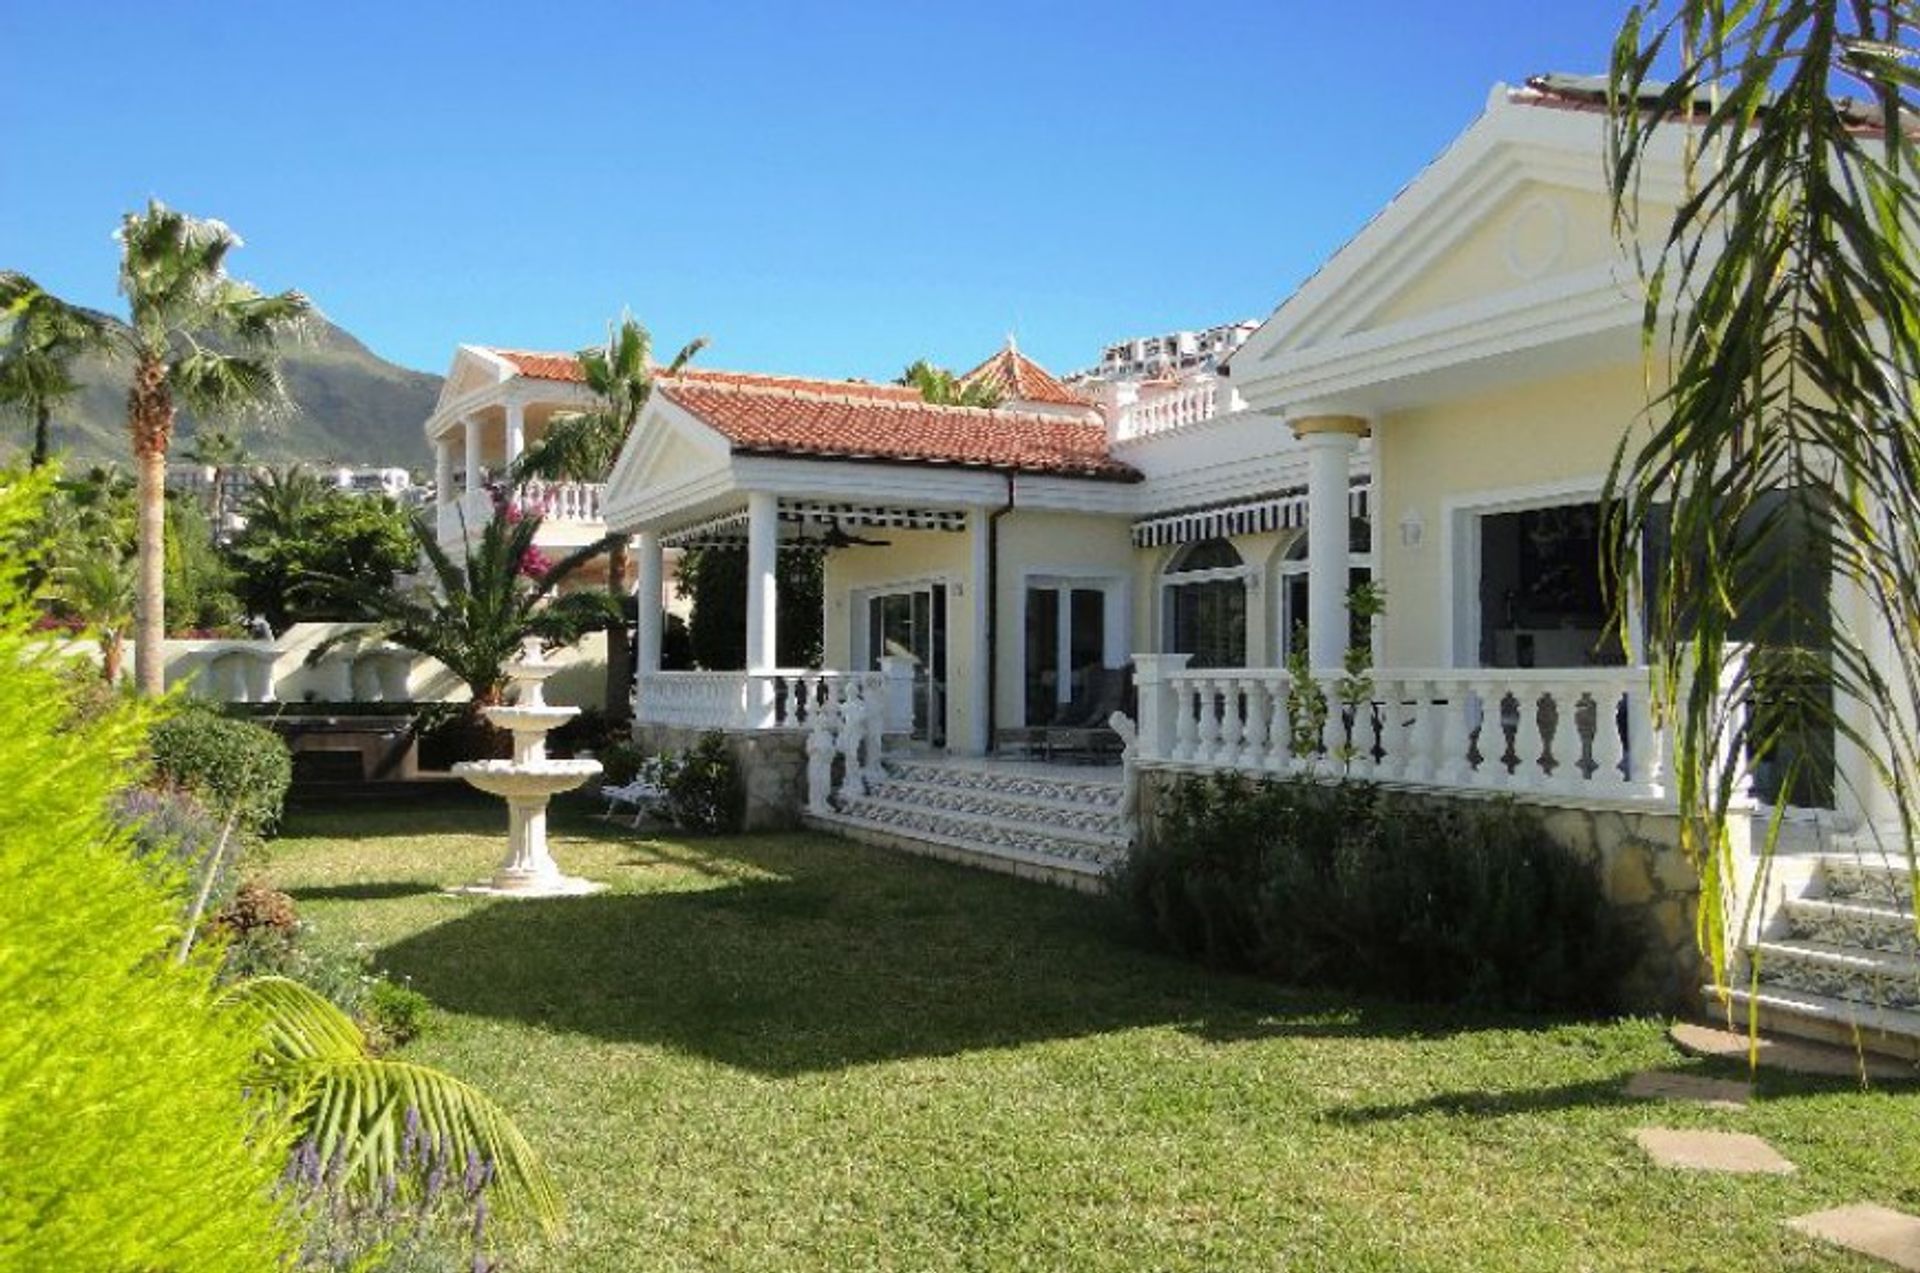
[268,795,1920,1271]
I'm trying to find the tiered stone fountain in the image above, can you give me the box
[452,638,604,897]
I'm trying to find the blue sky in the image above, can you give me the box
[1,2,1633,379]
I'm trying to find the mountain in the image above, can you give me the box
[6,312,442,471]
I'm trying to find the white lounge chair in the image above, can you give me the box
[601,778,667,827]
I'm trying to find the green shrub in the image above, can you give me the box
[665,731,744,834]
[150,704,293,835]
[0,475,299,1269]
[363,978,432,1052]
[597,739,645,787]
[1120,774,1638,1013]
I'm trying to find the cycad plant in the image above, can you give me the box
[221,977,562,1239]
[308,509,616,709]
[0,272,110,468]
[51,554,136,682]
[114,201,310,695]
[1603,4,1919,980]
[512,315,704,720]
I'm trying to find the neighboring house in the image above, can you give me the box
[1066,319,1259,383]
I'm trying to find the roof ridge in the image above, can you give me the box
[665,377,1104,426]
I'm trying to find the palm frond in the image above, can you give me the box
[219,977,563,1236]
[1605,3,1920,982]
[168,348,286,421]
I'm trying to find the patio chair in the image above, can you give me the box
[1040,666,1134,763]
[601,777,668,827]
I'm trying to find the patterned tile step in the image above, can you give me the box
[806,810,1107,886]
[844,793,1128,851]
[830,797,1128,870]
[862,779,1128,837]
[1786,897,1920,957]
[1752,939,1920,1012]
[1711,985,1920,1063]
[1821,857,1917,907]
[883,761,1124,811]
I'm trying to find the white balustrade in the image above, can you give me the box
[1112,380,1221,441]
[1130,659,1689,806]
[635,669,889,732]
[513,480,606,524]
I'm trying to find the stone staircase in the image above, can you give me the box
[1720,851,1920,1063]
[804,757,1131,891]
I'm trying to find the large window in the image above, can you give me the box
[1024,584,1109,725]
[1162,539,1247,669]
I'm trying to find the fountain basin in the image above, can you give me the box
[452,758,601,799]
[483,704,580,734]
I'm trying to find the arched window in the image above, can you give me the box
[1277,517,1374,659]
[1162,538,1247,668]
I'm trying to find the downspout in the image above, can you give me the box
[985,471,1016,749]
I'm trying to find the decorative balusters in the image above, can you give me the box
[1238,679,1269,769]
[1432,686,1472,785]
[1215,677,1243,765]
[1194,679,1222,762]
[1513,689,1549,792]
[1265,679,1292,774]
[1374,683,1407,781]
[1171,679,1200,762]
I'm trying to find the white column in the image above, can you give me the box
[634,530,663,674]
[1293,415,1368,671]
[434,437,454,504]
[966,505,992,755]
[503,400,525,471]
[462,416,482,493]
[745,491,779,672]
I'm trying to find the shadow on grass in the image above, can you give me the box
[1322,1075,1642,1125]
[376,830,1579,1076]
[288,881,445,903]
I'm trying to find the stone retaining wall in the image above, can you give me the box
[632,725,809,832]
[1136,767,1726,1012]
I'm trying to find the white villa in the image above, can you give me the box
[427,77,1917,1051]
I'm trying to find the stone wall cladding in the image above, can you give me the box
[1135,768,1709,1013]
[632,725,809,832]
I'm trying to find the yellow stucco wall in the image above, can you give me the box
[994,511,1135,730]
[822,527,976,744]
[1376,360,1654,668]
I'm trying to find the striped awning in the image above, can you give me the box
[660,500,968,549]
[1130,482,1371,549]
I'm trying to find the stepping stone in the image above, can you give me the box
[1671,1021,1915,1081]
[1634,1127,1795,1175]
[1790,1204,1920,1271]
[1625,1070,1752,1110]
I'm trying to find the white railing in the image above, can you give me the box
[513,480,605,524]
[1132,655,1710,806]
[634,668,905,734]
[1114,381,1219,441]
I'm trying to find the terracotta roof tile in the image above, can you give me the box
[659,379,1135,480]
[956,343,1089,408]
[489,348,921,401]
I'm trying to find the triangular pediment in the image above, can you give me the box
[602,393,735,527]
[432,345,514,414]
[1228,89,1686,402]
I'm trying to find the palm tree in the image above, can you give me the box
[50,554,136,683]
[0,272,110,468]
[512,316,705,722]
[1603,4,1919,980]
[221,976,561,1237]
[307,509,616,709]
[898,359,1003,408]
[115,201,310,695]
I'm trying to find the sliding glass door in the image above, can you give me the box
[865,585,947,746]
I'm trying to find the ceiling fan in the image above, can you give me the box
[790,517,892,549]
